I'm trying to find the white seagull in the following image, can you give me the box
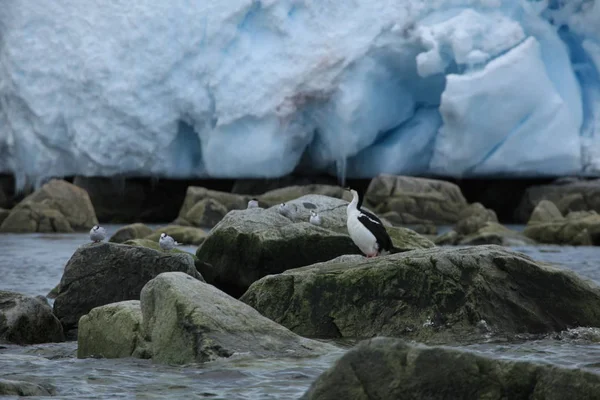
[89,225,106,243]
[346,188,394,258]
[247,198,260,209]
[278,202,294,218]
[309,210,322,226]
[159,233,179,251]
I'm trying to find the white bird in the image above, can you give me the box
[89,225,106,243]
[159,233,179,251]
[346,188,394,258]
[309,210,322,226]
[247,198,260,209]
[278,202,294,218]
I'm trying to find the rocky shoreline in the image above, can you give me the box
[3,173,600,396]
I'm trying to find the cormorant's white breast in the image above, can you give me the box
[346,189,393,257]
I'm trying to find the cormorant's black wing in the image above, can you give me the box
[357,211,393,252]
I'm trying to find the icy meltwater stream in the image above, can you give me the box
[2,225,600,399]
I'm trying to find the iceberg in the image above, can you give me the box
[0,0,599,188]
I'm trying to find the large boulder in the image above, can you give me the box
[365,175,468,224]
[524,207,600,245]
[78,300,149,359]
[53,242,203,330]
[0,179,97,233]
[144,225,208,245]
[196,194,433,297]
[301,337,600,400]
[181,198,228,228]
[124,238,213,273]
[241,245,600,344]
[177,186,250,221]
[0,379,55,397]
[140,272,337,364]
[0,291,64,344]
[516,178,600,222]
[454,202,498,235]
[231,175,339,195]
[256,184,351,207]
[435,222,535,247]
[109,223,154,243]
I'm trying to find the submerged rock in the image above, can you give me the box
[0,179,97,233]
[144,225,208,245]
[109,223,154,243]
[78,300,149,359]
[140,272,336,364]
[365,175,468,224]
[0,379,56,397]
[242,245,600,344]
[0,291,64,345]
[53,242,203,330]
[301,337,600,400]
[196,194,433,297]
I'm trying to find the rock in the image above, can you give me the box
[241,245,600,344]
[455,202,498,235]
[109,223,154,243]
[528,200,564,225]
[182,198,228,228]
[124,238,213,273]
[516,178,600,222]
[365,175,468,224]
[144,225,208,245]
[0,208,10,226]
[196,194,433,297]
[73,176,191,223]
[177,186,250,221]
[140,272,336,364]
[0,379,55,397]
[0,179,97,233]
[53,242,203,330]
[386,226,435,252]
[524,210,600,245]
[0,290,64,344]
[78,300,149,359]
[459,222,536,246]
[301,337,600,400]
[231,175,340,195]
[257,184,351,207]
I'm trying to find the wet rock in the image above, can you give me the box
[78,300,149,359]
[141,272,337,364]
[0,379,56,397]
[516,178,600,222]
[0,291,64,345]
[109,223,154,243]
[53,242,203,330]
[0,179,97,233]
[241,245,600,344]
[144,225,208,245]
[301,337,600,400]
[196,194,433,297]
[525,208,600,245]
[365,175,468,224]
[181,198,228,228]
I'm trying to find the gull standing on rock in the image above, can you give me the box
[159,233,179,251]
[89,225,106,243]
[278,202,294,219]
[346,188,395,258]
[247,199,260,209]
[309,210,322,226]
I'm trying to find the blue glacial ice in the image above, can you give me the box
[0,0,600,188]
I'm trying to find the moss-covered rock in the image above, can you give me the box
[0,291,64,344]
[0,179,97,233]
[528,200,564,225]
[124,238,212,274]
[435,222,534,246]
[455,202,498,235]
[257,184,351,207]
[524,208,600,245]
[197,194,433,297]
[144,225,207,245]
[177,187,250,220]
[301,337,600,400]
[140,272,337,364]
[181,198,228,228]
[78,300,149,359]
[242,245,600,344]
[109,223,154,243]
[365,175,468,224]
[53,242,203,331]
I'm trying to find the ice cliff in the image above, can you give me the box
[0,0,599,187]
